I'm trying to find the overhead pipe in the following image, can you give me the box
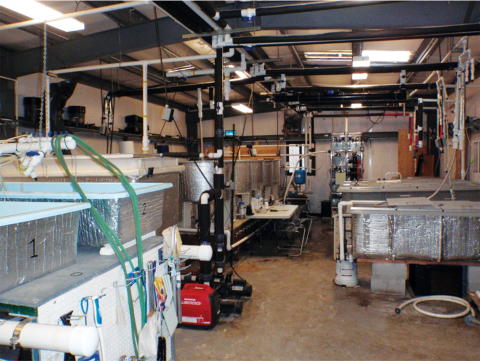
[50,49,235,75]
[214,1,396,20]
[112,75,259,98]
[284,83,436,93]
[265,62,457,77]
[231,23,480,47]
[270,93,409,102]
[410,36,468,97]
[0,1,151,32]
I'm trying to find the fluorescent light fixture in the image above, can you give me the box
[234,70,251,79]
[0,0,85,32]
[351,103,363,108]
[304,50,352,62]
[166,65,195,73]
[232,103,253,114]
[352,56,370,68]
[362,50,412,63]
[352,73,368,80]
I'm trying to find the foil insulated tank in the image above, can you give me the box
[351,199,480,261]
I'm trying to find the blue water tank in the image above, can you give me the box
[294,169,306,185]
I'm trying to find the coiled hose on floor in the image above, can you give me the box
[395,295,475,319]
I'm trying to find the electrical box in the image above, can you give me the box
[162,106,174,122]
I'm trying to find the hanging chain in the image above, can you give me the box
[39,20,48,136]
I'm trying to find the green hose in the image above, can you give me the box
[52,135,150,356]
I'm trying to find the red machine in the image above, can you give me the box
[181,283,220,329]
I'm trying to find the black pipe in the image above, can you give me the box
[417,100,424,145]
[198,190,216,283]
[217,1,396,20]
[265,62,458,76]
[309,106,421,112]
[271,93,408,102]
[214,47,225,279]
[284,83,436,93]
[232,23,480,47]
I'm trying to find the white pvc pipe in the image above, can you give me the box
[200,193,211,204]
[230,222,270,250]
[179,245,213,261]
[0,136,76,155]
[50,48,235,75]
[179,228,231,252]
[208,149,223,159]
[0,1,150,32]
[0,320,99,357]
[142,64,149,153]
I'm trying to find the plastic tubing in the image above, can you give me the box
[395,295,474,319]
[52,135,142,356]
[427,150,457,200]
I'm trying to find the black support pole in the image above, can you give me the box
[214,47,225,279]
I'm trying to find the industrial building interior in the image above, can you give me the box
[0,0,480,360]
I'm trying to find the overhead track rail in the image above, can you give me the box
[230,23,480,47]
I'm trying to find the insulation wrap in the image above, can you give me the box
[352,214,480,261]
[0,213,80,293]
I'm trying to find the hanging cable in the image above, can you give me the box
[39,20,48,135]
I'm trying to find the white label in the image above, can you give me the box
[232,285,244,291]
[182,316,198,323]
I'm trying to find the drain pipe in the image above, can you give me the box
[198,190,216,284]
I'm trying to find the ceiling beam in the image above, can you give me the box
[256,1,480,30]
[58,72,188,112]
[280,30,312,86]
[2,17,188,78]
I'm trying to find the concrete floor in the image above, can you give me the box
[176,219,480,361]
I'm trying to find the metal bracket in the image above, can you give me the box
[10,317,32,349]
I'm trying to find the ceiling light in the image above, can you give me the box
[234,70,251,79]
[304,51,352,62]
[352,56,370,68]
[0,0,85,32]
[352,73,368,80]
[232,103,253,114]
[362,50,412,63]
[351,103,363,108]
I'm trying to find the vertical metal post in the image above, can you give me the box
[214,47,225,277]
